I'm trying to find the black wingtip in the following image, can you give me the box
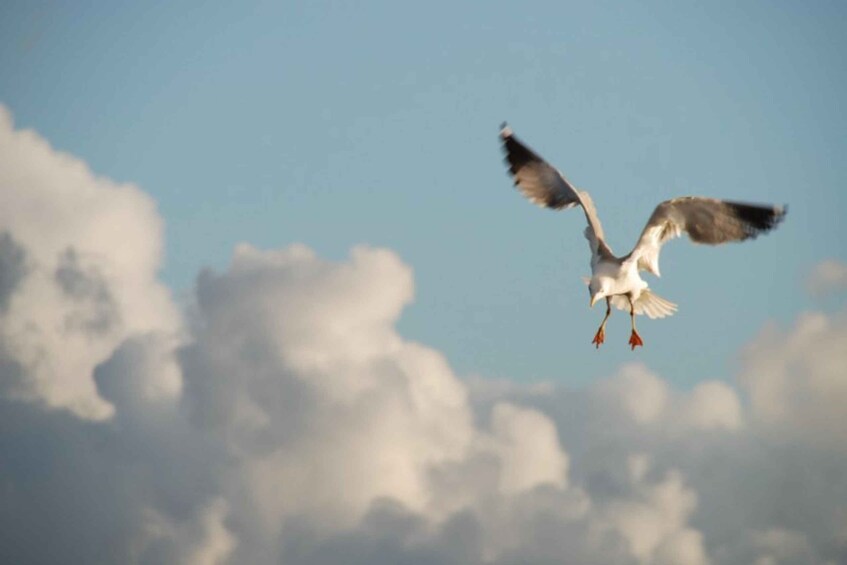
[775,204,788,225]
[726,200,788,237]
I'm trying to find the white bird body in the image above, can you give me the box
[499,123,786,349]
[592,258,648,304]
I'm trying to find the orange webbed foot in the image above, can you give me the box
[592,327,606,349]
[628,330,644,350]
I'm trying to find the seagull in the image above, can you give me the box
[499,123,787,349]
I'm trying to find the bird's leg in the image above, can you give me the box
[628,295,644,350]
[592,298,611,348]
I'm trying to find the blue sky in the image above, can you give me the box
[2,1,845,387]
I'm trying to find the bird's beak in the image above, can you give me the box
[590,295,598,308]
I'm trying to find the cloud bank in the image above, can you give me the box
[1,106,845,564]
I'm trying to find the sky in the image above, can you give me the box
[1,2,846,564]
[2,0,845,386]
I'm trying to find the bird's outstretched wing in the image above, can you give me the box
[500,124,613,260]
[630,196,787,276]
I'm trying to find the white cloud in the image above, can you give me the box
[143,498,237,565]
[589,362,743,436]
[677,381,743,432]
[598,468,705,564]
[488,402,569,494]
[749,528,816,565]
[596,363,670,425]
[741,310,847,451]
[807,259,847,297]
[0,105,180,419]
[185,243,475,533]
[1,106,845,564]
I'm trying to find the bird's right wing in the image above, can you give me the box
[629,196,787,276]
[500,124,612,259]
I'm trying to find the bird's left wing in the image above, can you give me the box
[500,124,612,259]
[629,196,787,276]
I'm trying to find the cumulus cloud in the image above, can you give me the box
[1,106,845,564]
[807,259,847,297]
[0,106,180,418]
[741,310,847,452]
[183,243,477,537]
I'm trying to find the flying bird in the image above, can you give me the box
[499,123,786,349]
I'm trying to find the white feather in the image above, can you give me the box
[609,289,677,320]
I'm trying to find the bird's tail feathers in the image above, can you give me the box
[610,290,678,319]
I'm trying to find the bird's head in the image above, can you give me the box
[588,279,608,308]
